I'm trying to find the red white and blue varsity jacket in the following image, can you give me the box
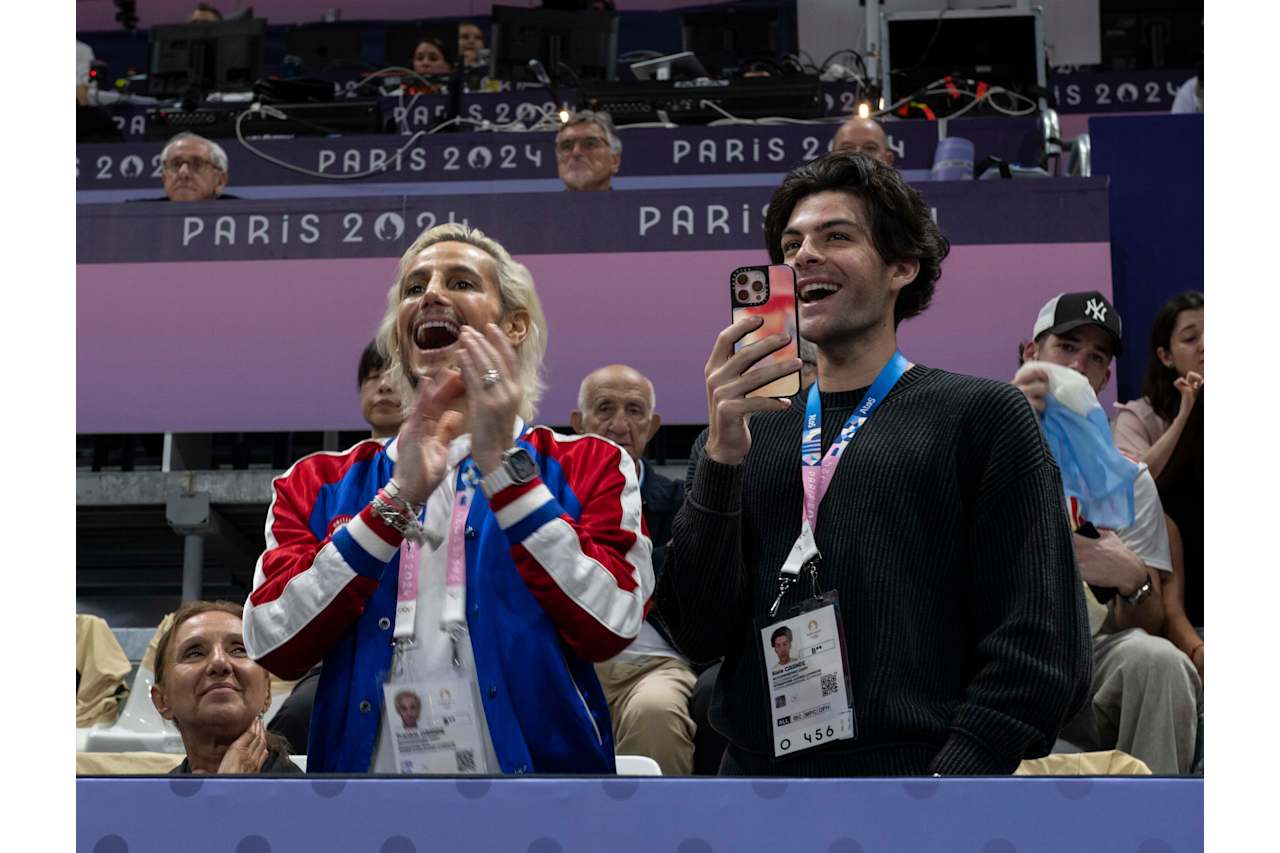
[243,424,653,774]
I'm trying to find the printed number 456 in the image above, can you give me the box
[802,726,835,744]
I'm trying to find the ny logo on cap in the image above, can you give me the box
[1085,298,1108,323]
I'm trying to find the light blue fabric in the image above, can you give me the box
[1041,395,1138,529]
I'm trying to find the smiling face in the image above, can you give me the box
[780,190,917,350]
[394,241,525,388]
[1158,307,1204,380]
[571,365,659,464]
[412,40,451,76]
[556,122,620,192]
[162,137,227,202]
[150,611,270,740]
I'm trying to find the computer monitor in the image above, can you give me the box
[680,8,779,78]
[284,23,366,73]
[881,8,1046,114]
[489,5,618,84]
[629,51,707,82]
[148,18,266,97]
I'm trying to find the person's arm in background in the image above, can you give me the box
[1117,375,1202,480]
[1100,467,1171,636]
[1161,516,1204,679]
[1078,532,1165,636]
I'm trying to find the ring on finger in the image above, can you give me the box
[481,368,500,388]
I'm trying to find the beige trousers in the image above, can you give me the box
[596,656,698,776]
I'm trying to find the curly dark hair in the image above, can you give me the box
[763,151,950,328]
[1141,291,1204,423]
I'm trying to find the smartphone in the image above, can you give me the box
[730,264,801,399]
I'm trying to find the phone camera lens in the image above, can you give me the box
[737,289,750,302]
[751,280,764,293]
[736,274,749,286]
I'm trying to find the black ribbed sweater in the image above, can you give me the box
[656,366,1092,776]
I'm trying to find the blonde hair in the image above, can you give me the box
[375,223,549,421]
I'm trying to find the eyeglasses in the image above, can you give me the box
[557,136,608,154]
[163,157,220,175]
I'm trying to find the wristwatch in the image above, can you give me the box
[1122,578,1152,607]
[480,447,537,498]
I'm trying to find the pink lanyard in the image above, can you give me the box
[394,460,480,668]
[771,352,908,617]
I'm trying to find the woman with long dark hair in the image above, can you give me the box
[1112,291,1204,479]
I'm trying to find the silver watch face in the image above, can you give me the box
[506,448,537,483]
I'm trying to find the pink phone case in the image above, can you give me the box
[730,264,801,399]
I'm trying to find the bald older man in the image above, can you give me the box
[571,365,697,775]
[832,115,895,166]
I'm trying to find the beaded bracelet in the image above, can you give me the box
[371,492,427,544]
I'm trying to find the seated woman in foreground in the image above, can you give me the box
[150,600,301,774]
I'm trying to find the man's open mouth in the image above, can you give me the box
[799,282,840,303]
[413,317,462,350]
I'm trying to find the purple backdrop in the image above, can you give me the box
[77,241,1113,433]
[76,0,730,30]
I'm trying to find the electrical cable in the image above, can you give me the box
[233,105,429,179]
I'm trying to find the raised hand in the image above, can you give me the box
[392,369,466,505]
[217,717,268,774]
[703,316,801,466]
[457,324,522,475]
[1173,370,1203,419]
[1012,363,1050,414]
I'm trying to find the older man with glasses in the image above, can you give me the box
[555,110,621,192]
[157,131,234,202]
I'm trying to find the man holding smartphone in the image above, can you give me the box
[657,151,1091,776]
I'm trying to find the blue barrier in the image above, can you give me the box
[77,775,1203,853]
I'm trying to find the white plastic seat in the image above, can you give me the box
[615,755,662,776]
[80,664,184,754]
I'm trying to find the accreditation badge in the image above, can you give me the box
[382,670,490,774]
[758,590,857,759]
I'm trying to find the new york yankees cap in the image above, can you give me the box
[1032,291,1123,356]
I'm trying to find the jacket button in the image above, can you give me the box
[359,700,372,713]
[487,686,497,699]
[378,617,391,630]
[465,526,476,539]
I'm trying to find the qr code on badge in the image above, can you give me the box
[456,749,476,772]
[821,673,839,697]
[775,694,786,708]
